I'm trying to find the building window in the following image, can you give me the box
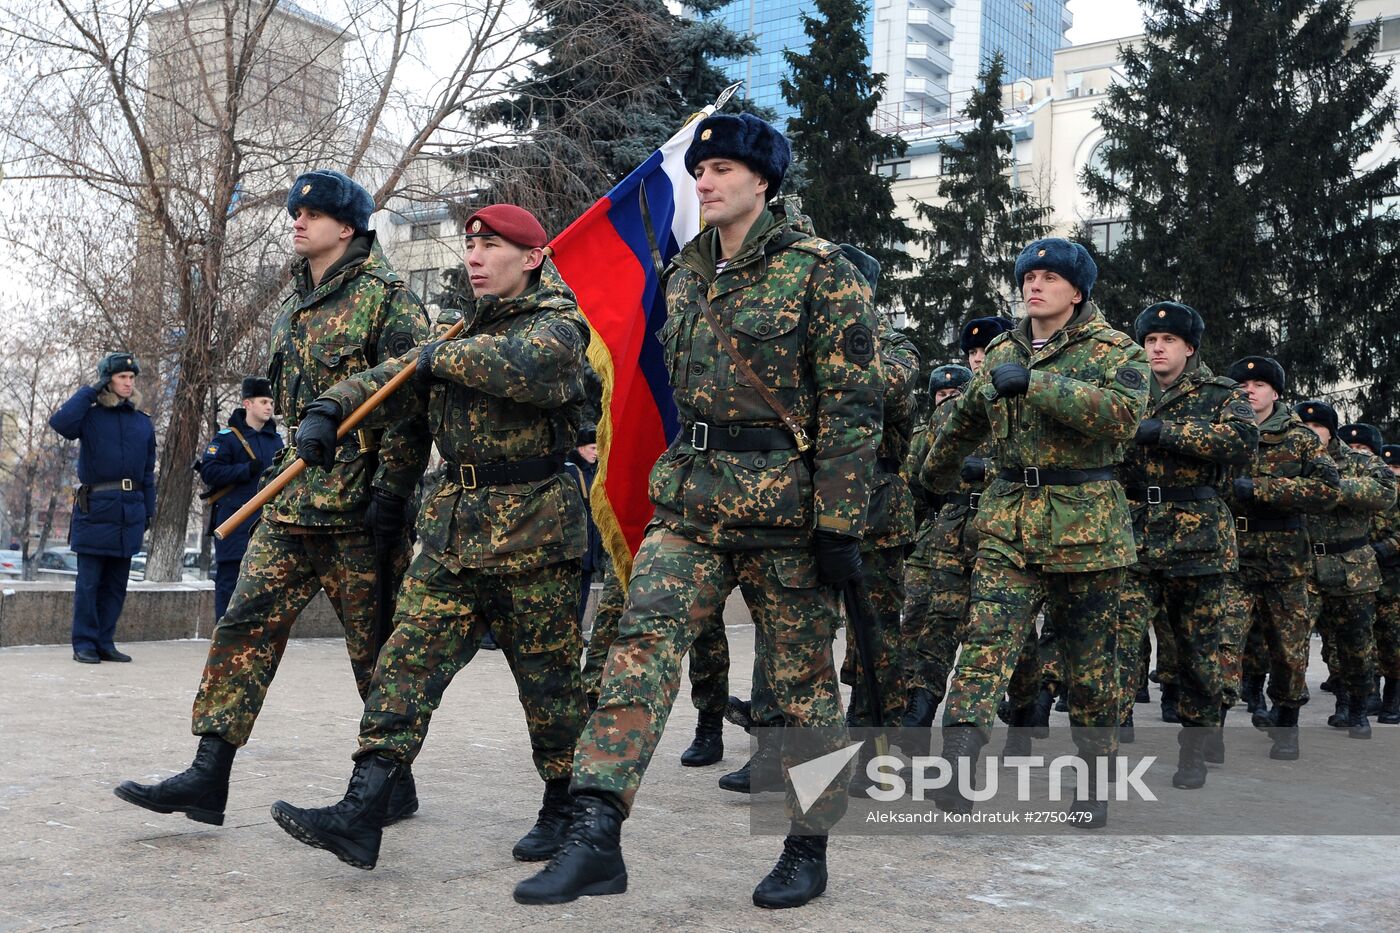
[1087,220,1132,255]
[410,222,441,241]
[409,268,436,299]
[876,161,912,179]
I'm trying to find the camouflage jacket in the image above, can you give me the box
[1120,361,1258,577]
[1228,405,1341,582]
[267,232,431,528]
[864,319,920,552]
[1306,439,1395,596]
[650,205,883,549]
[318,261,590,574]
[1369,493,1400,575]
[921,303,1149,572]
[906,396,991,573]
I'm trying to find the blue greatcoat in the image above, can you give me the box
[48,386,157,558]
[198,408,285,564]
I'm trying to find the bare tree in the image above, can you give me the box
[0,0,553,580]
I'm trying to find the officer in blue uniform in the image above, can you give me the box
[48,352,156,663]
[198,377,285,620]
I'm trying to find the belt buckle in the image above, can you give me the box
[1313,542,1327,557]
[459,463,478,490]
[691,422,710,452]
[1147,486,1162,505]
[120,478,134,492]
[1236,517,1249,533]
[969,492,981,510]
[1023,467,1040,488]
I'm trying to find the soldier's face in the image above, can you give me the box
[464,235,543,300]
[966,347,987,372]
[291,208,353,259]
[934,387,961,405]
[1306,423,1332,446]
[1388,464,1400,477]
[693,158,768,230]
[109,372,135,399]
[1143,332,1194,384]
[1021,269,1081,320]
[1240,379,1277,420]
[243,397,274,426]
[1348,442,1375,455]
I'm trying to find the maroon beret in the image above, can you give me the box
[463,204,548,249]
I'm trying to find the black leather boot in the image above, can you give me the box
[1365,678,1383,716]
[1251,694,1274,730]
[1135,683,1151,704]
[933,725,986,815]
[1171,727,1208,789]
[1328,690,1351,728]
[1269,705,1300,760]
[512,778,574,862]
[1242,674,1265,714]
[1003,704,1034,757]
[724,695,755,732]
[1067,755,1111,829]
[1348,698,1373,740]
[900,686,938,760]
[1029,686,1054,738]
[680,711,724,767]
[113,734,237,826]
[752,833,828,909]
[1203,706,1226,764]
[1160,683,1181,724]
[513,793,628,905]
[270,753,402,869]
[1118,709,1135,745]
[1379,678,1400,725]
[383,764,418,825]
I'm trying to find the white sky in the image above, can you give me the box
[1066,0,1146,45]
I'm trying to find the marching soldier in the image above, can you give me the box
[114,170,430,827]
[1371,444,1400,723]
[1115,303,1257,787]
[197,377,285,621]
[1219,359,1339,760]
[269,203,593,870]
[1298,410,1395,738]
[515,113,882,909]
[921,238,1149,826]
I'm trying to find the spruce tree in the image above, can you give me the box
[780,0,913,288]
[461,0,759,235]
[1084,0,1400,428]
[902,53,1051,352]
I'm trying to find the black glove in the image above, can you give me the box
[414,340,445,392]
[1232,477,1255,504]
[295,399,343,470]
[245,459,262,481]
[990,363,1031,398]
[1372,540,1398,563]
[960,456,987,484]
[814,530,863,586]
[365,487,409,541]
[1134,419,1163,446]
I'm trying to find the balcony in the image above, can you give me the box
[905,41,953,77]
[907,6,954,43]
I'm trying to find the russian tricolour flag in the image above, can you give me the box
[550,104,722,579]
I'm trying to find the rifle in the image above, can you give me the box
[214,317,466,540]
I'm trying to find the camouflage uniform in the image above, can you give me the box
[1115,361,1257,728]
[922,304,1149,753]
[1306,440,1395,703]
[1370,491,1400,693]
[570,204,882,831]
[316,262,592,779]
[1222,407,1340,710]
[191,232,430,746]
[840,320,919,726]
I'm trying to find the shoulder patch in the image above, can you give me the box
[1116,366,1145,390]
[385,330,417,359]
[1229,401,1256,420]
[205,444,220,455]
[549,320,584,347]
[785,235,842,260]
[844,323,875,366]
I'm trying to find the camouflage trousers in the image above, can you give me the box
[572,526,847,831]
[582,566,730,716]
[1222,573,1310,708]
[1311,587,1377,700]
[192,522,382,746]
[944,553,1123,754]
[904,556,972,702]
[900,559,932,684]
[1375,568,1400,679]
[1118,570,1224,727]
[1007,626,1046,710]
[841,546,906,726]
[357,552,586,781]
[1242,620,1270,680]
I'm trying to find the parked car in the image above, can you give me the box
[36,547,80,575]
[129,549,206,581]
[0,550,22,577]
